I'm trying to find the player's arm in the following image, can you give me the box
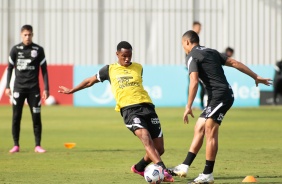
[5,47,16,96]
[58,65,109,94]
[183,57,198,124]
[39,48,50,100]
[225,58,272,86]
[183,72,198,123]
[58,75,100,94]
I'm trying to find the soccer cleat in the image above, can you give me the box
[187,173,214,184]
[131,165,144,177]
[9,146,20,153]
[34,146,46,153]
[168,164,189,177]
[163,170,174,182]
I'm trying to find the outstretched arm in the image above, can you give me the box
[225,58,272,86]
[58,75,100,94]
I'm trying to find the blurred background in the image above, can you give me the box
[0,0,281,107]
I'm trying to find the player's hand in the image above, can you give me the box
[183,106,194,124]
[255,76,272,87]
[42,90,49,100]
[58,86,72,94]
[5,88,11,97]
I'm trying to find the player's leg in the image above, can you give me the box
[188,97,233,184]
[128,105,174,182]
[135,128,162,164]
[187,118,218,184]
[189,117,206,154]
[203,118,219,173]
[132,127,164,175]
[131,128,161,176]
[9,92,26,153]
[27,92,46,153]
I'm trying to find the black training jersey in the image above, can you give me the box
[186,46,230,97]
[6,42,49,92]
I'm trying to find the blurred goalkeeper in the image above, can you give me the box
[58,41,174,182]
[168,30,272,184]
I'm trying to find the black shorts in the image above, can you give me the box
[12,91,41,113]
[200,90,234,125]
[121,103,163,139]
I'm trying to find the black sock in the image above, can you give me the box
[203,160,215,174]
[156,161,166,170]
[182,152,196,166]
[135,158,150,172]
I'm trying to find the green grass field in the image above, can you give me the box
[0,105,281,184]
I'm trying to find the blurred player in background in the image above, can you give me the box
[273,60,282,104]
[223,47,234,58]
[192,21,202,35]
[5,25,49,153]
[58,41,174,182]
[168,30,272,184]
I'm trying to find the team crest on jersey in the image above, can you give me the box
[133,117,141,124]
[123,70,130,74]
[31,50,38,57]
[13,92,19,98]
[205,106,212,114]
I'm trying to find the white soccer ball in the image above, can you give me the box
[45,95,56,105]
[144,164,164,184]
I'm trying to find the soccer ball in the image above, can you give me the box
[144,164,164,184]
[44,95,56,105]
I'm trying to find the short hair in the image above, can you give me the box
[225,47,234,53]
[21,25,33,32]
[117,41,132,51]
[182,30,200,44]
[193,21,201,26]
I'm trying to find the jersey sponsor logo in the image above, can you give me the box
[31,50,38,58]
[117,76,139,89]
[16,46,24,49]
[18,52,25,58]
[17,59,35,70]
[32,46,39,50]
[217,113,224,121]
[133,117,141,124]
[151,118,160,124]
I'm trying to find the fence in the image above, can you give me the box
[0,0,281,65]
